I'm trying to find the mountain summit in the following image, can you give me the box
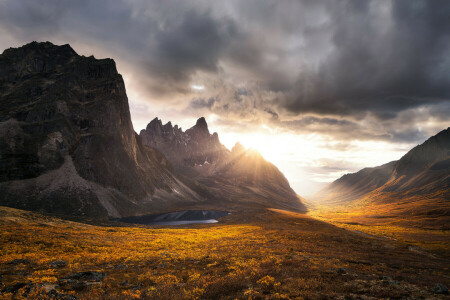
[140,117,227,169]
[140,118,307,212]
[193,117,208,131]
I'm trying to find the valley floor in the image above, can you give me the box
[309,201,450,259]
[0,206,449,299]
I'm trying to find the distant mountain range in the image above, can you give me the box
[312,128,450,227]
[0,42,305,218]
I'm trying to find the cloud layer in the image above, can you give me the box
[1,0,449,193]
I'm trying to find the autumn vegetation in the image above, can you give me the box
[309,190,450,258]
[0,206,449,299]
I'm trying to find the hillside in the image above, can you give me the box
[312,160,397,205]
[312,128,450,228]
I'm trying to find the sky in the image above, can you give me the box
[1,0,449,196]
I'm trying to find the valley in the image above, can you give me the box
[308,128,450,256]
[308,206,450,258]
[0,206,449,299]
[0,41,448,299]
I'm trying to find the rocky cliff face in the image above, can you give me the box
[140,118,307,212]
[0,42,201,218]
[140,117,228,172]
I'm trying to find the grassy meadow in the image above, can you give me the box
[0,206,449,299]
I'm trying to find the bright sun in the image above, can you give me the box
[241,132,281,163]
[211,121,410,196]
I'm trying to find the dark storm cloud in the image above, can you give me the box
[0,0,237,95]
[0,0,448,144]
[278,116,384,141]
[234,88,251,102]
[189,97,217,109]
[278,101,450,143]
[150,10,237,81]
[285,0,450,117]
[264,108,279,120]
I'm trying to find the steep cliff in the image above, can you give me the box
[0,42,201,218]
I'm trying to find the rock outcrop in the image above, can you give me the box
[140,117,228,172]
[0,42,201,218]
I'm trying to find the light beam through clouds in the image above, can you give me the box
[0,0,448,195]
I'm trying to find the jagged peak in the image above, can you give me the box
[145,116,213,135]
[149,117,162,125]
[186,117,210,135]
[212,132,220,143]
[195,117,208,129]
[232,142,246,154]
[145,117,163,131]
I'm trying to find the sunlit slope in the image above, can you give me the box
[0,206,449,299]
[312,128,450,228]
[311,161,397,204]
[199,147,306,211]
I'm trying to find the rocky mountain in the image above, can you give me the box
[385,128,450,194]
[313,128,450,223]
[140,118,307,212]
[140,117,229,174]
[312,161,397,205]
[0,42,202,218]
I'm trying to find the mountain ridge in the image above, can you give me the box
[140,117,307,212]
[312,127,450,227]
